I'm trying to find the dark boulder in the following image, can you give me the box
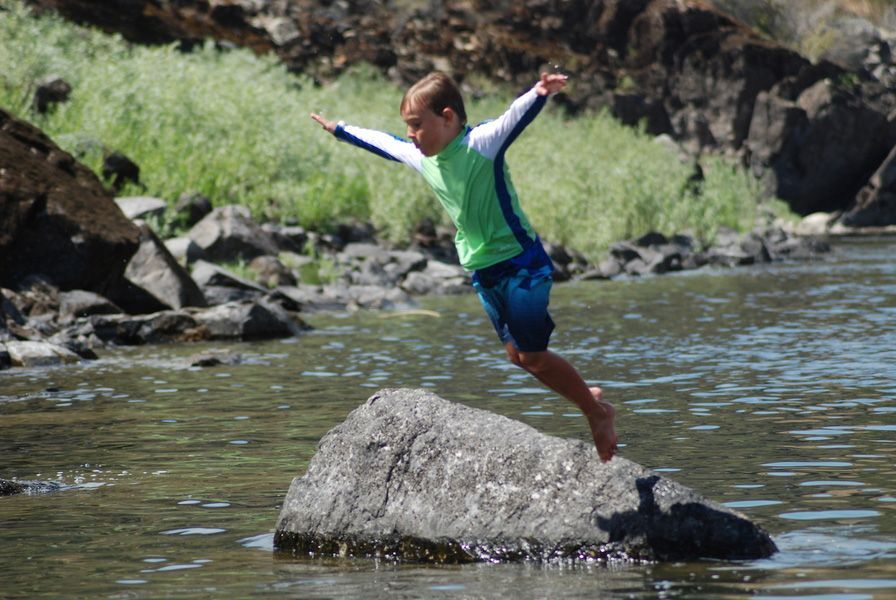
[101,150,140,192]
[79,297,306,345]
[748,79,891,214]
[33,75,72,113]
[85,310,205,345]
[275,388,777,563]
[841,144,896,226]
[174,191,213,227]
[0,479,24,496]
[0,109,140,296]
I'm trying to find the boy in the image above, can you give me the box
[311,72,618,462]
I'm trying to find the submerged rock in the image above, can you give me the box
[0,479,24,496]
[0,478,64,496]
[274,388,777,563]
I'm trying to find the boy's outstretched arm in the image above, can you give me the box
[467,72,568,160]
[309,112,423,170]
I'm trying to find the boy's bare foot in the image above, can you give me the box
[585,386,618,462]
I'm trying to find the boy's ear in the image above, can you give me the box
[440,107,458,123]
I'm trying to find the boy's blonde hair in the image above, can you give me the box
[401,72,467,124]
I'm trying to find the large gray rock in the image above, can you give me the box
[163,236,206,264]
[275,283,411,312]
[188,205,280,262]
[83,311,204,345]
[80,298,306,345]
[58,289,122,321]
[192,299,306,340]
[400,261,469,295]
[191,259,268,305]
[275,389,777,563]
[125,222,207,310]
[3,340,81,367]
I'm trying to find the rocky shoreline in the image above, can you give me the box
[0,194,832,370]
[1,99,836,371]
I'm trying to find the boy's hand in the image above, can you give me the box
[310,113,338,133]
[535,72,568,96]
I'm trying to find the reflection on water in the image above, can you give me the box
[1,237,895,598]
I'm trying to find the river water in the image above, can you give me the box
[1,237,894,599]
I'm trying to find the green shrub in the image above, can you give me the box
[1,0,789,261]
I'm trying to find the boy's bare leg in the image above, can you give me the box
[505,343,618,462]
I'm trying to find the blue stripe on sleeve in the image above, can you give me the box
[334,124,404,163]
[493,94,547,249]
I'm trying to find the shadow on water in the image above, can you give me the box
[596,476,777,561]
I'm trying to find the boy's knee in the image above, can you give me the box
[505,343,524,368]
[516,350,548,372]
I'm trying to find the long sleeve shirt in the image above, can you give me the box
[334,87,547,271]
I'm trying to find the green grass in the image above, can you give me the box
[0,0,790,262]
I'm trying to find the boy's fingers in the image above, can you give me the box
[310,113,335,131]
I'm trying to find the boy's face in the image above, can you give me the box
[401,100,460,157]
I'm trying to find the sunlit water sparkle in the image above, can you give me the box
[1,237,894,598]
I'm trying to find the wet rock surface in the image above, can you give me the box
[0,478,64,496]
[585,228,830,279]
[275,388,777,563]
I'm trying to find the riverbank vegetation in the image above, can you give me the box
[1,1,791,261]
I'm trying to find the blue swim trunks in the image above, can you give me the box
[472,240,555,352]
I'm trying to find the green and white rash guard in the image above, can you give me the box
[334,86,547,271]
